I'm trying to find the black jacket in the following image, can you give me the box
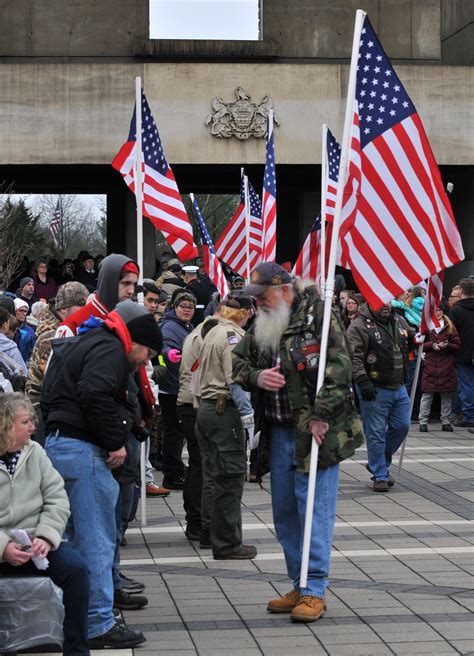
[449,298,474,364]
[42,326,135,451]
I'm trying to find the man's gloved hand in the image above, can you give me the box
[132,425,149,443]
[167,349,182,364]
[357,376,377,401]
[414,332,425,345]
[241,414,258,450]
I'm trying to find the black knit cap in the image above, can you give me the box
[114,300,163,353]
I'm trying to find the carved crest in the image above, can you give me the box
[205,87,279,140]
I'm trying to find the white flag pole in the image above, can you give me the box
[397,343,423,474]
[320,124,328,291]
[244,173,252,284]
[299,8,366,589]
[135,76,147,528]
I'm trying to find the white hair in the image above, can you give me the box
[30,301,48,320]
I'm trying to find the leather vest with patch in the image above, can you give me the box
[364,315,409,387]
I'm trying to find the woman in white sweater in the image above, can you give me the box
[0,393,90,655]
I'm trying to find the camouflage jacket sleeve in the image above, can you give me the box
[311,309,353,423]
[232,331,271,391]
[346,319,369,383]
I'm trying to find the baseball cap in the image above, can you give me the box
[242,262,292,297]
[55,282,89,311]
[222,294,254,310]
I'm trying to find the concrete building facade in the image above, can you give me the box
[0,0,472,281]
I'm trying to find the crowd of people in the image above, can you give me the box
[0,249,473,652]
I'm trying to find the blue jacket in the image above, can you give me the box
[159,311,194,395]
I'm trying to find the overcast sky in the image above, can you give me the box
[149,0,260,40]
[11,194,105,222]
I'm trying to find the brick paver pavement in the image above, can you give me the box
[27,424,474,655]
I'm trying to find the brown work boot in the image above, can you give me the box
[291,595,326,622]
[373,480,389,493]
[267,589,300,614]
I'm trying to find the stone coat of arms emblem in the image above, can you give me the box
[205,87,279,140]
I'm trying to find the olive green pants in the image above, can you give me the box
[196,400,246,557]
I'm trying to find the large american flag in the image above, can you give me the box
[339,15,464,309]
[192,196,229,300]
[261,116,277,262]
[112,90,198,261]
[292,215,322,282]
[215,171,262,277]
[420,272,443,334]
[50,199,61,248]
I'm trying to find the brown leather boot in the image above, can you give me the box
[291,595,326,622]
[267,589,300,614]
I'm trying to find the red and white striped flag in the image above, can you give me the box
[420,272,444,334]
[112,90,198,261]
[292,215,322,282]
[192,195,229,300]
[261,115,277,262]
[338,14,464,309]
[215,171,262,277]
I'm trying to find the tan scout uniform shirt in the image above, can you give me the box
[199,319,245,401]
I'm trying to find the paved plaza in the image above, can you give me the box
[35,424,474,656]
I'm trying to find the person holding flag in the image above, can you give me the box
[347,302,415,491]
[232,262,362,621]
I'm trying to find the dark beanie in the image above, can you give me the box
[114,300,163,353]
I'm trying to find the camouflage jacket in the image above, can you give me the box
[232,286,364,473]
[25,307,60,419]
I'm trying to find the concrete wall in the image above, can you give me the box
[0,0,148,57]
[0,62,471,166]
[0,0,441,61]
[441,0,474,65]
[262,0,441,60]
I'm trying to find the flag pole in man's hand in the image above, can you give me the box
[299,9,367,589]
[134,76,147,528]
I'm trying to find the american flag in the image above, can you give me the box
[261,115,277,262]
[50,199,61,248]
[323,128,347,270]
[292,215,322,282]
[339,15,464,309]
[192,195,229,300]
[215,171,262,277]
[420,272,443,334]
[112,90,198,261]
[325,128,341,219]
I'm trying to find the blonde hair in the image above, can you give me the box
[218,305,248,324]
[0,393,36,455]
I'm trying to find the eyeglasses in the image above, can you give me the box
[178,304,195,311]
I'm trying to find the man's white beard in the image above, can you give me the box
[254,301,291,356]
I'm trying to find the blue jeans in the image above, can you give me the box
[45,436,119,639]
[356,386,410,481]
[0,543,90,655]
[269,425,339,599]
[456,363,474,423]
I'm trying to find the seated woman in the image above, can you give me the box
[0,392,90,656]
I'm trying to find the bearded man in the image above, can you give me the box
[232,263,363,623]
